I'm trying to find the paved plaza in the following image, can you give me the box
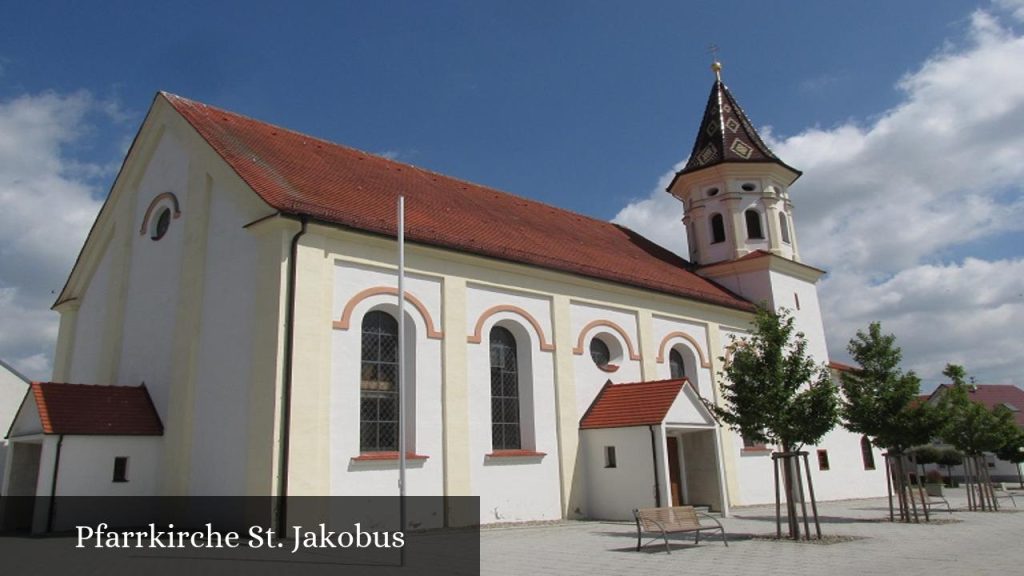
[481,488,1024,576]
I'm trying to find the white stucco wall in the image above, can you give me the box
[768,269,830,363]
[187,178,263,495]
[581,427,658,520]
[67,242,115,384]
[0,362,29,488]
[50,436,162,497]
[466,286,561,523]
[651,316,714,399]
[571,303,643,417]
[330,262,444,497]
[117,132,191,419]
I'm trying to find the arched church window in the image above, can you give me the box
[779,212,791,244]
[360,311,399,452]
[490,326,521,450]
[745,209,764,239]
[669,348,686,380]
[710,213,726,244]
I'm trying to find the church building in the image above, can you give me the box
[2,65,887,531]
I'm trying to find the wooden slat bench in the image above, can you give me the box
[633,506,728,554]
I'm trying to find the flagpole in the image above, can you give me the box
[397,196,407,565]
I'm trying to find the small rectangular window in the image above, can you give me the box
[816,449,830,471]
[113,456,129,482]
[604,446,617,468]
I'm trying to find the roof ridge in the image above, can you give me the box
[161,92,624,230]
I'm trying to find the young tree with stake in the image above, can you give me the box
[712,307,838,539]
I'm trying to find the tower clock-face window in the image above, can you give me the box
[710,213,726,244]
[745,209,764,240]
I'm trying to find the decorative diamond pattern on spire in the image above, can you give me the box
[679,80,799,177]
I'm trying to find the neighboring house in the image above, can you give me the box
[2,65,888,532]
[0,359,30,491]
[923,384,1024,482]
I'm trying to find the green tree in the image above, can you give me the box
[840,322,936,452]
[936,365,1020,510]
[839,322,938,521]
[713,306,837,538]
[995,428,1024,489]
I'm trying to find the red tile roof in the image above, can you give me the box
[933,384,1024,427]
[162,93,754,312]
[828,360,858,373]
[31,383,163,435]
[580,379,687,429]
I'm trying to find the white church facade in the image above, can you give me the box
[3,68,887,531]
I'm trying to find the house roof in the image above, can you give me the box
[580,379,688,429]
[29,382,163,435]
[931,384,1024,427]
[828,360,858,373]
[677,79,800,178]
[162,93,754,313]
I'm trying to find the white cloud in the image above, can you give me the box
[0,91,112,380]
[614,7,1024,389]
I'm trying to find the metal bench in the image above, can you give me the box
[633,506,728,554]
[907,486,953,514]
[993,484,1018,508]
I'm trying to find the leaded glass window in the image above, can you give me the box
[669,348,686,380]
[360,311,399,452]
[490,326,521,450]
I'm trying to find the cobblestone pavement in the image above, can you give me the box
[481,488,1024,576]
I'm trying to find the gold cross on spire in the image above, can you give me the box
[707,44,722,81]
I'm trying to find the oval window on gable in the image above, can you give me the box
[152,207,172,241]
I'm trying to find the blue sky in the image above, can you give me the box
[1,1,1022,389]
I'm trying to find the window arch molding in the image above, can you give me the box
[468,304,554,351]
[334,286,442,339]
[139,192,181,236]
[572,319,641,361]
[655,331,711,368]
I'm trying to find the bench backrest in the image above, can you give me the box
[635,506,701,531]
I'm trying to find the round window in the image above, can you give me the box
[152,207,172,240]
[741,182,757,192]
[589,338,610,368]
[706,187,720,197]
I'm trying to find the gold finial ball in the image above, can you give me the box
[711,61,723,73]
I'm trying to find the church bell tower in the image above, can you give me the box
[669,61,830,362]
[667,61,803,267]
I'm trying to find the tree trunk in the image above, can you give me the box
[779,445,801,539]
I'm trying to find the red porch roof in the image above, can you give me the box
[580,379,688,430]
[30,382,163,436]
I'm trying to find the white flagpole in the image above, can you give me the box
[397,196,407,544]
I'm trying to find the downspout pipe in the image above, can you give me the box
[277,215,308,535]
[47,434,65,532]
[649,425,661,507]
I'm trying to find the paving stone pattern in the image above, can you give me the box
[481,488,1024,576]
